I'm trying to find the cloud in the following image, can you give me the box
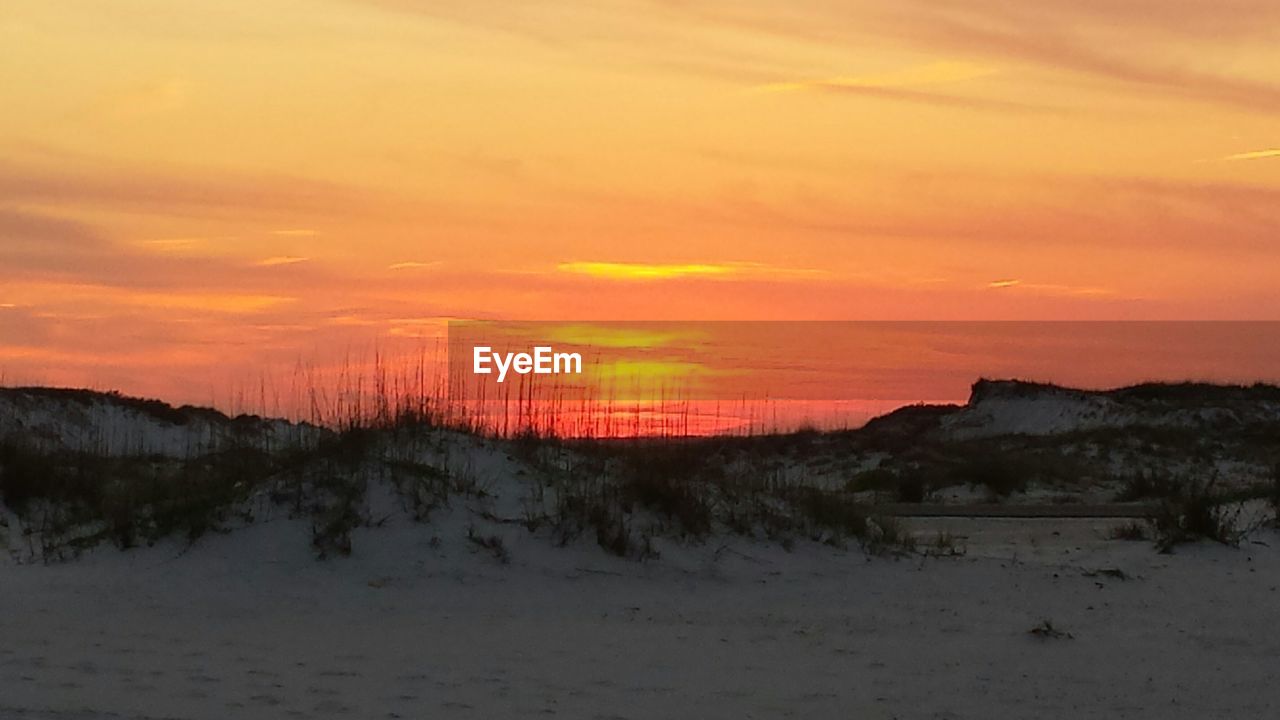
[345,1,1280,113]
[987,279,1112,296]
[758,60,995,93]
[135,238,210,253]
[387,261,441,270]
[750,60,1063,113]
[0,208,103,253]
[804,83,1059,113]
[121,290,296,313]
[899,0,1280,43]
[557,261,824,281]
[710,172,1280,256]
[1222,149,1280,161]
[879,8,1280,114]
[559,262,736,280]
[0,207,336,301]
[255,256,311,267]
[0,156,378,220]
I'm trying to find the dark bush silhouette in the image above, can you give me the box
[1152,478,1246,552]
[952,455,1026,498]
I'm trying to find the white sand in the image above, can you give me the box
[3,515,1278,720]
[3,388,1278,718]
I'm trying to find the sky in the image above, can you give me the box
[447,321,1280,434]
[2,0,1279,409]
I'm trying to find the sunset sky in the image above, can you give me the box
[3,1,1279,407]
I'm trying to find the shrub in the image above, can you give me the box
[784,487,868,540]
[922,531,965,557]
[848,468,896,493]
[1151,478,1246,552]
[847,468,927,503]
[864,514,915,555]
[386,459,451,521]
[615,447,714,537]
[0,440,48,511]
[466,525,510,563]
[1114,471,1181,502]
[1109,521,1149,541]
[952,454,1026,498]
[895,475,928,503]
[621,472,712,536]
[1271,464,1280,527]
[308,473,367,559]
[594,509,632,557]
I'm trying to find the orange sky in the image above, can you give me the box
[2,1,1279,406]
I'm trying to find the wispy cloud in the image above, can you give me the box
[987,279,1111,296]
[0,157,377,220]
[560,262,735,280]
[0,207,344,299]
[387,261,440,271]
[757,60,995,93]
[686,1,1280,114]
[747,60,1064,112]
[270,229,320,237]
[750,61,1050,112]
[890,11,1280,114]
[134,238,211,254]
[350,1,1280,114]
[806,83,1056,113]
[255,256,311,267]
[122,291,296,314]
[558,261,824,281]
[1222,148,1280,161]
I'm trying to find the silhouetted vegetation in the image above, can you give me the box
[951,453,1027,498]
[6,377,1280,564]
[1114,471,1182,502]
[1151,478,1252,552]
[1109,521,1149,541]
[1272,464,1280,527]
[466,525,510,563]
